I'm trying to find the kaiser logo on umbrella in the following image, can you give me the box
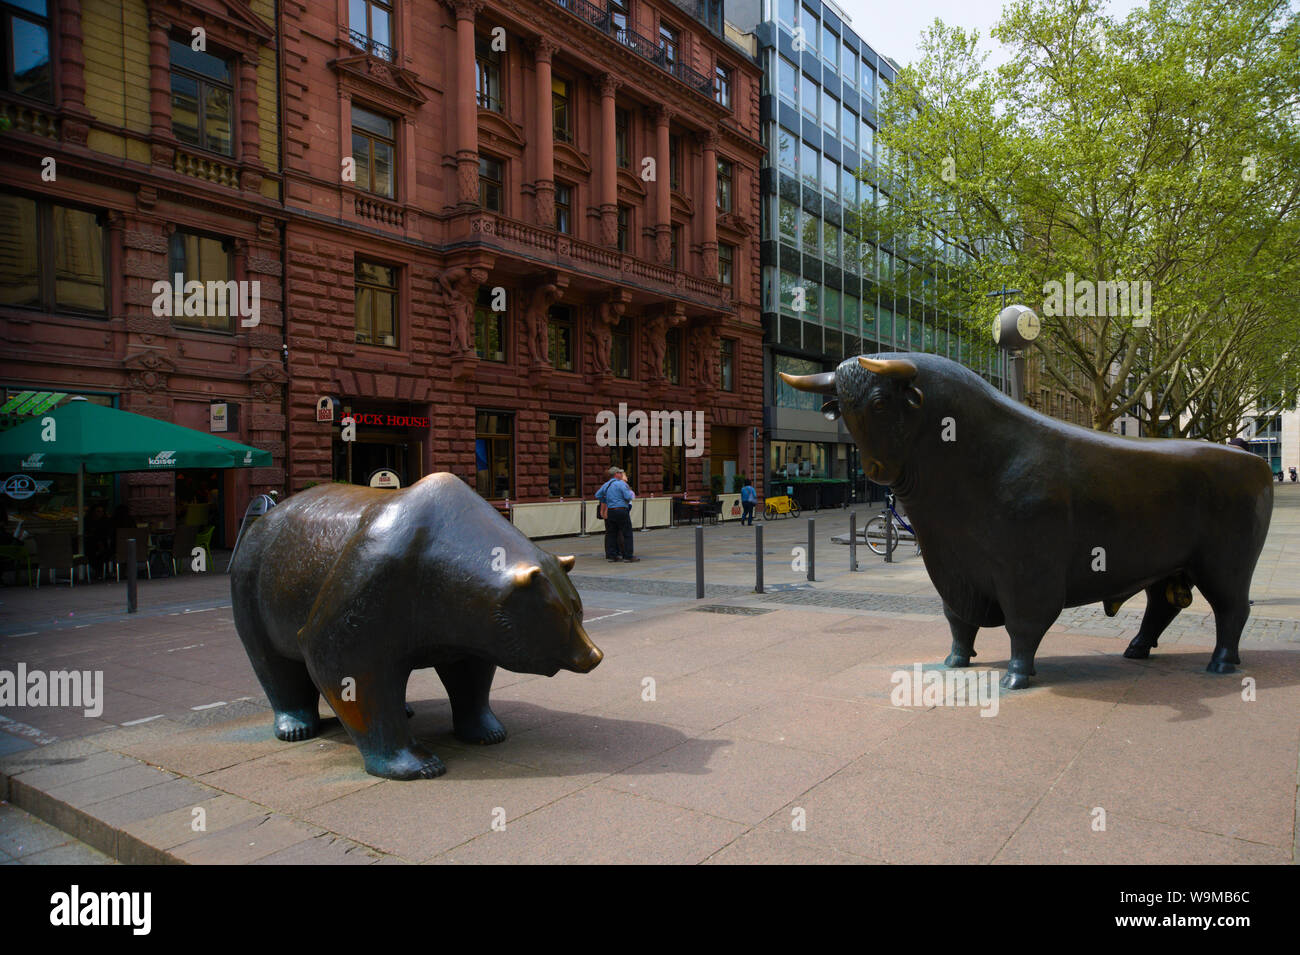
[148,451,177,467]
[21,453,44,470]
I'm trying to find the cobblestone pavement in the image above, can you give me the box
[569,574,1300,643]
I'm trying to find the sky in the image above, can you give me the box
[830,0,1151,68]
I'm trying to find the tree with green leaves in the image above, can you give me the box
[853,0,1300,435]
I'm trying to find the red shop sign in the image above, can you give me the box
[348,412,430,428]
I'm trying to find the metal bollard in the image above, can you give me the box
[849,511,858,571]
[127,538,138,614]
[695,524,704,599]
[755,523,764,594]
[807,518,815,582]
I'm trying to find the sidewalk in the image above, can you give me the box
[0,485,1296,863]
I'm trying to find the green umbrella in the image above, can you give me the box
[0,397,271,554]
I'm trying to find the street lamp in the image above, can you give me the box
[990,300,1040,402]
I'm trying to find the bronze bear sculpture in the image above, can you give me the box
[782,354,1273,688]
[229,473,603,779]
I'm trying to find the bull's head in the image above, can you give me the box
[780,356,925,487]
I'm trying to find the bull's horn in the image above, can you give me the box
[778,371,837,394]
[513,565,542,586]
[858,356,919,379]
[557,555,576,573]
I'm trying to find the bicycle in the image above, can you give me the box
[762,494,801,520]
[864,491,921,557]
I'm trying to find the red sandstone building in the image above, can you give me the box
[1,0,763,546]
[282,0,765,505]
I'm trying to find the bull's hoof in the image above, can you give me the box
[944,653,972,668]
[1124,635,1157,659]
[1206,659,1238,675]
[453,708,507,745]
[1000,670,1032,690]
[274,710,320,742]
[365,744,447,780]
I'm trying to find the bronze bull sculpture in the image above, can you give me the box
[229,474,603,779]
[783,354,1273,688]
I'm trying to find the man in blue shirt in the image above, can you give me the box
[740,478,757,525]
[596,466,639,562]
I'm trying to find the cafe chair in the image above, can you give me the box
[170,524,198,575]
[194,525,214,570]
[111,527,152,582]
[34,534,90,588]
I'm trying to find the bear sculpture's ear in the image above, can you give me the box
[557,555,576,573]
[513,565,542,586]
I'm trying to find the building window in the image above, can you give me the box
[801,212,819,253]
[610,0,629,41]
[548,416,580,497]
[778,126,797,172]
[717,242,734,287]
[659,23,679,67]
[779,0,796,26]
[351,106,396,198]
[474,287,506,362]
[822,90,838,134]
[661,445,684,494]
[170,40,233,156]
[842,105,857,150]
[611,315,632,379]
[670,224,682,270]
[664,326,681,383]
[617,204,631,252]
[479,154,503,211]
[475,411,514,499]
[777,56,797,107]
[167,231,234,332]
[779,198,798,240]
[548,304,574,371]
[714,64,732,108]
[801,5,819,50]
[348,0,394,60]
[475,33,502,112]
[716,159,733,212]
[354,258,397,347]
[2,0,51,101]
[611,446,637,485]
[822,24,838,68]
[800,73,817,121]
[552,76,572,142]
[801,141,819,188]
[669,133,681,189]
[555,182,572,234]
[0,194,106,313]
[616,107,631,168]
[822,154,837,197]
[720,339,735,392]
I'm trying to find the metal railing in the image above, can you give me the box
[545,0,714,96]
[348,28,394,62]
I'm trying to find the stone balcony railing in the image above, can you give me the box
[0,98,59,138]
[355,193,405,228]
[173,149,240,188]
[459,211,733,309]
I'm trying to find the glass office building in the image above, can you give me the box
[729,0,1002,502]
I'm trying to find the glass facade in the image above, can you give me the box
[757,0,997,384]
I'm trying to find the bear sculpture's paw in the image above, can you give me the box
[366,744,447,780]
[274,710,320,742]
[454,709,508,746]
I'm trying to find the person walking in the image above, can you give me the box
[596,466,639,562]
[740,478,757,526]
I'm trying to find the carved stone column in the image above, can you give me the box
[698,130,719,280]
[239,54,264,192]
[653,105,673,266]
[147,12,174,165]
[531,38,559,227]
[57,0,93,144]
[451,0,484,207]
[597,73,620,247]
